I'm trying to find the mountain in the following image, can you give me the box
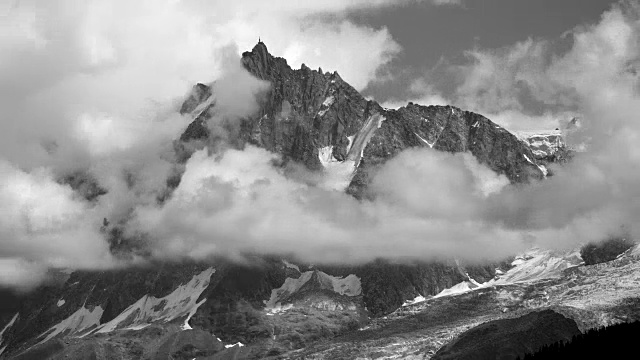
[1,42,637,360]
[177,41,545,198]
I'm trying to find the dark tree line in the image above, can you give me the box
[518,321,640,359]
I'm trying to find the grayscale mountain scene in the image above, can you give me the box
[1,1,640,359]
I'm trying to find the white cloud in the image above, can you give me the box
[130,147,527,264]
[381,78,450,109]
[0,161,114,287]
[431,1,640,132]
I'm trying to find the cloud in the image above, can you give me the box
[129,146,525,264]
[381,78,450,109]
[427,1,640,132]
[462,1,640,247]
[0,161,114,288]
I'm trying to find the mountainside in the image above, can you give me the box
[2,42,635,360]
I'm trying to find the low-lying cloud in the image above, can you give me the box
[130,146,524,264]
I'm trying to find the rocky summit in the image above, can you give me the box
[0,42,638,360]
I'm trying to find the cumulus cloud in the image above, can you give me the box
[412,1,640,132]
[0,161,114,287]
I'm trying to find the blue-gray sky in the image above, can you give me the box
[350,0,617,106]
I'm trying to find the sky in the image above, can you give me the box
[1,0,640,290]
[354,0,617,107]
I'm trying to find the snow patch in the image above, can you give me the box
[317,96,335,117]
[402,295,427,307]
[265,271,361,311]
[266,303,294,316]
[346,135,354,154]
[538,164,548,177]
[318,146,358,191]
[38,305,104,344]
[91,268,215,334]
[282,259,300,272]
[0,313,18,352]
[433,281,480,299]
[330,274,361,296]
[523,154,548,177]
[225,342,245,348]
[317,113,385,191]
[347,113,385,163]
[265,271,314,310]
[415,132,435,148]
[487,248,583,285]
[190,93,215,119]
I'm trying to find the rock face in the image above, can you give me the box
[178,41,545,197]
[432,310,581,360]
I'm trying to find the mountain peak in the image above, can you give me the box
[252,39,268,53]
[243,39,272,63]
